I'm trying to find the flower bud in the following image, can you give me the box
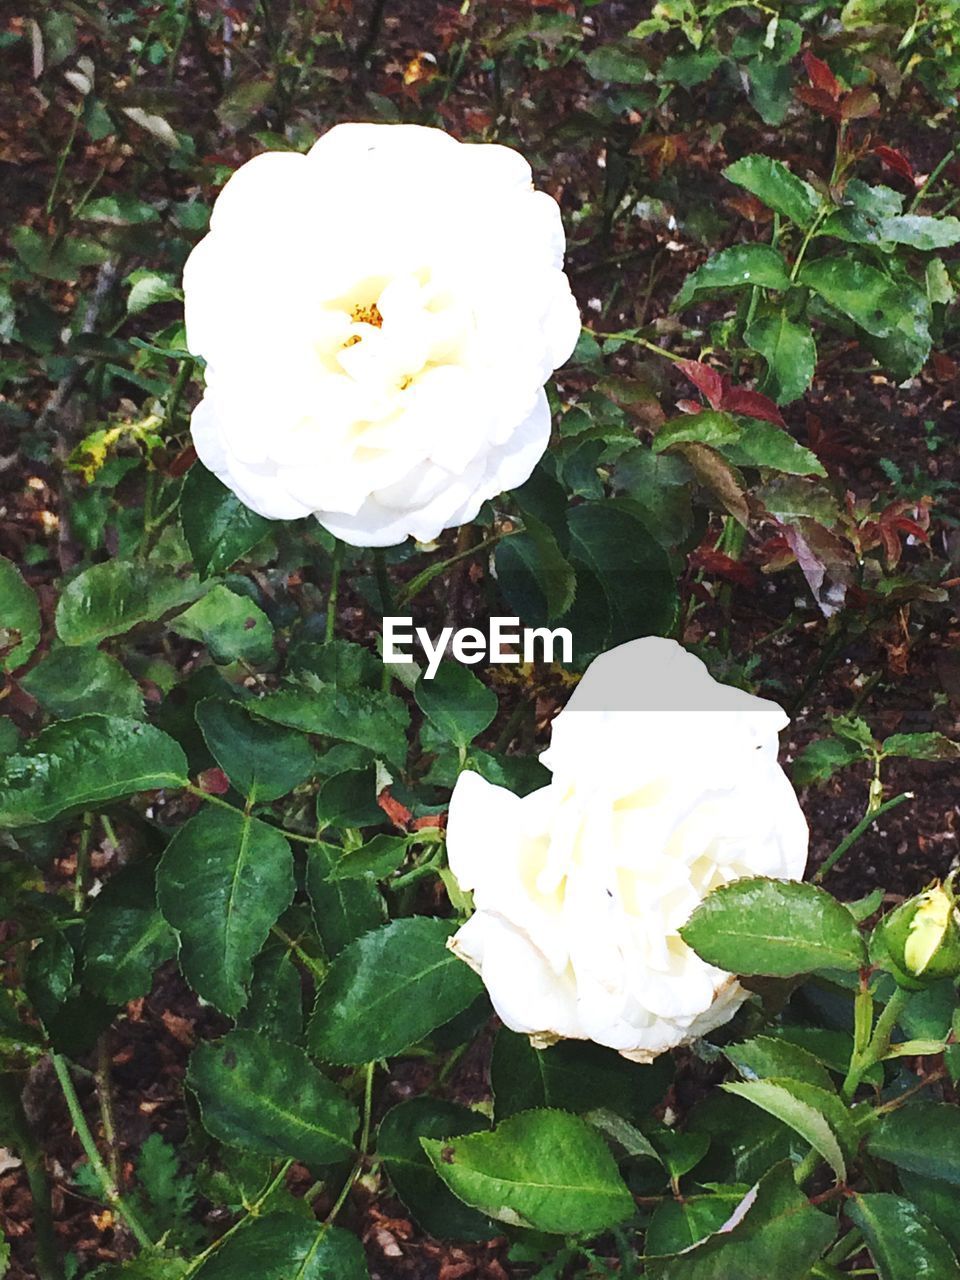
[876,881,960,987]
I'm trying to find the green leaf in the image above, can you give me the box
[251,683,410,769]
[315,768,385,831]
[792,737,864,786]
[89,1259,188,1279]
[10,225,109,280]
[22,645,143,719]
[238,941,304,1043]
[0,715,188,827]
[878,215,960,251]
[171,586,274,666]
[305,842,385,957]
[646,1189,751,1256]
[180,464,273,578]
[899,1171,960,1254]
[744,308,817,405]
[422,1109,635,1235]
[196,699,318,802]
[721,420,826,476]
[680,877,867,976]
[676,245,791,309]
[565,500,678,658]
[56,561,202,645]
[866,1103,960,1185]
[495,514,576,625]
[83,865,177,1003]
[491,1028,672,1124]
[415,663,498,749]
[192,1213,369,1280]
[654,412,741,452]
[583,45,649,83]
[721,1080,848,1181]
[881,733,960,762]
[645,1161,835,1278]
[0,556,40,672]
[157,807,295,1016]
[798,258,903,338]
[331,834,408,880]
[723,155,819,228]
[308,917,482,1064]
[847,1193,959,1280]
[188,1029,358,1166]
[725,1037,836,1092]
[377,1098,497,1241]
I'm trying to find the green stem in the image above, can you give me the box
[183,783,318,845]
[325,539,344,643]
[270,926,327,983]
[842,986,912,1101]
[908,138,960,212]
[51,1054,155,1250]
[164,358,195,434]
[395,532,509,608]
[793,1145,821,1187]
[389,850,443,892]
[373,548,394,615]
[588,327,684,364]
[814,792,913,883]
[73,811,94,912]
[182,1159,293,1277]
[789,206,830,282]
[46,107,81,215]
[324,1062,375,1225]
[96,1034,121,1186]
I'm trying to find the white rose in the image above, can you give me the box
[182,123,581,547]
[446,637,809,1062]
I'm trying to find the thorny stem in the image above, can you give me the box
[587,327,684,364]
[814,792,913,882]
[323,1062,376,1225]
[73,811,94,912]
[395,533,510,608]
[842,986,912,1101]
[51,1054,155,1251]
[96,1034,121,1186]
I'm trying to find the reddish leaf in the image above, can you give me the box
[676,398,703,415]
[197,767,230,796]
[873,145,915,183]
[803,51,841,100]
[689,546,760,589]
[677,359,724,410]
[377,788,412,830]
[794,85,842,119]
[841,86,880,121]
[720,385,787,428]
[411,813,447,832]
[168,444,197,478]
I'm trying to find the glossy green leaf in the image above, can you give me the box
[646,1189,751,1257]
[654,412,741,452]
[22,645,143,719]
[680,877,867,976]
[193,1213,368,1280]
[725,1037,836,1092]
[899,1171,960,1254]
[0,555,40,672]
[331,834,409,880]
[722,420,826,476]
[196,698,317,801]
[878,215,960,250]
[676,245,791,309]
[188,1030,358,1166]
[0,715,188,827]
[305,842,385,957]
[792,737,864,786]
[171,586,274,666]
[238,941,304,1043]
[377,1098,497,1241]
[10,225,109,280]
[90,1258,188,1279]
[744,307,817,405]
[157,807,295,1016]
[799,258,903,338]
[847,1193,959,1280]
[180,463,273,578]
[723,155,819,228]
[645,1161,835,1278]
[881,732,960,761]
[721,1080,847,1181]
[55,561,202,645]
[251,683,410,768]
[491,1028,672,1124]
[866,1103,960,1185]
[308,916,482,1064]
[83,865,176,1003]
[495,513,576,625]
[422,1109,635,1235]
[415,663,498,749]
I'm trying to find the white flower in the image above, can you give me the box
[182,123,581,547]
[446,638,809,1062]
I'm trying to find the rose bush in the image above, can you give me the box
[182,123,580,547]
[446,637,809,1061]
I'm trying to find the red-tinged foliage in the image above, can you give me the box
[197,767,230,795]
[803,50,841,100]
[678,360,786,426]
[378,787,413,829]
[795,84,844,120]
[689,544,760,589]
[168,444,198,478]
[873,145,916,183]
[841,86,881,121]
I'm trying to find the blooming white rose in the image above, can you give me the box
[182,123,581,547]
[446,638,809,1062]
